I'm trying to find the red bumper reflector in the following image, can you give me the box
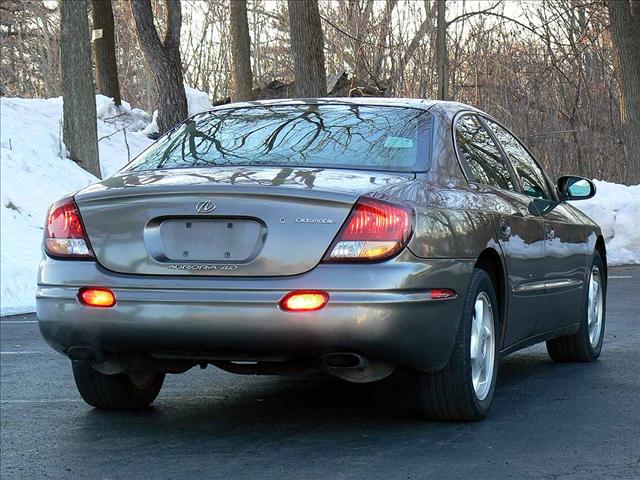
[78,288,116,308]
[429,289,457,300]
[279,291,329,312]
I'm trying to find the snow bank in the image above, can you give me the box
[572,180,640,266]
[1,88,213,315]
[140,85,214,137]
[94,95,156,176]
[185,85,214,116]
[1,97,99,316]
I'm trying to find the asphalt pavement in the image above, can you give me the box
[1,265,639,479]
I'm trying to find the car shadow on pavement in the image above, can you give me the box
[73,347,609,443]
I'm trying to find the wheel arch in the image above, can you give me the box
[474,248,508,345]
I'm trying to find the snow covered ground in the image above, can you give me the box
[0,93,638,315]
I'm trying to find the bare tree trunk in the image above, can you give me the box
[287,0,327,97]
[435,0,449,101]
[229,0,252,101]
[386,2,436,94]
[372,0,398,83]
[347,0,375,83]
[607,0,640,183]
[130,0,188,133]
[91,0,121,106]
[60,0,100,178]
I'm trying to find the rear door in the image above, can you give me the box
[485,119,588,332]
[455,114,546,347]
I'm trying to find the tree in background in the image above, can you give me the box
[130,0,187,134]
[0,1,60,97]
[287,0,326,97]
[91,0,121,106]
[229,0,252,101]
[434,1,501,101]
[607,0,640,183]
[435,0,448,100]
[110,1,157,113]
[60,0,100,178]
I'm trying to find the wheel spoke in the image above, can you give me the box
[475,301,483,327]
[483,324,491,340]
[471,334,479,362]
[478,357,486,383]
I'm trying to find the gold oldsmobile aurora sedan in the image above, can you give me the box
[37,98,606,421]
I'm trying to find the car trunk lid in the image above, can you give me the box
[74,166,413,276]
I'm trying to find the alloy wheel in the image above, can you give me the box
[470,292,495,401]
[587,266,604,348]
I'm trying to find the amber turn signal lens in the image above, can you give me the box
[78,288,116,307]
[279,291,329,312]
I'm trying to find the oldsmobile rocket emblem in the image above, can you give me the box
[195,200,216,214]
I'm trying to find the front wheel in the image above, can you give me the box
[546,252,606,362]
[413,268,500,421]
[72,361,165,409]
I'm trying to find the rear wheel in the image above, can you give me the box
[414,269,500,421]
[546,252,606,362]
[72,361,165,409]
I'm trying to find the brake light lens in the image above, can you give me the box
[324,197,413,262]
[44,197,93,258]
[279,291,329,312]
[78,288,116,307]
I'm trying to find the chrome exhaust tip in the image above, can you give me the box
[321,352,395,383]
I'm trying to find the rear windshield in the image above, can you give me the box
[125,104,432,173]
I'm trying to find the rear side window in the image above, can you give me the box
[486,120,551,200]
[455,115,515,191]
[125,105,432,173]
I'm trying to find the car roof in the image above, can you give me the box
[212,97,485,116]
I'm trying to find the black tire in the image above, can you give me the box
[546,251,606,362]
[72,361,165,409]
[414,268,500,421]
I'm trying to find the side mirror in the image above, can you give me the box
[557,175,596,201]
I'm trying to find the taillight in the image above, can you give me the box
[44,197,93,258]
[323,197,413,262]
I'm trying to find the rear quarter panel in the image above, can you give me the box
[373,178,505,260]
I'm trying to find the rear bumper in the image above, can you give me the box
[36,252,474,372]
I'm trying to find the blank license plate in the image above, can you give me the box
[159,219,263,262]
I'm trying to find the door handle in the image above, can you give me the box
[545,225,555,240]
[500,219,511,237]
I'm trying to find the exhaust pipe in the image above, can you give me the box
[66,346,101,362]
[322,352,366,369]
[321,352,394,383]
